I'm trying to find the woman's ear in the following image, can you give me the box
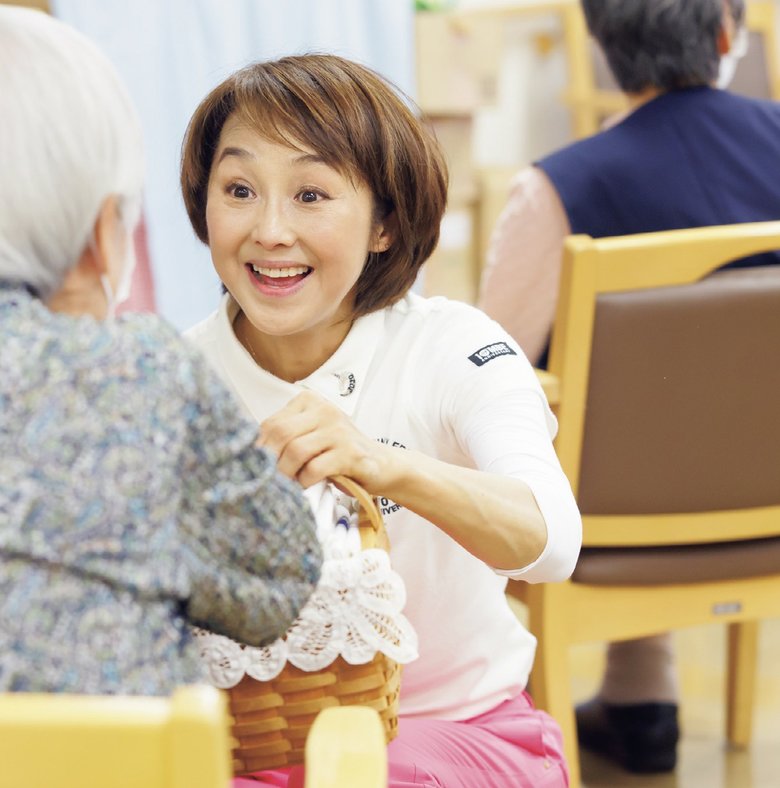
[370,211,397,254]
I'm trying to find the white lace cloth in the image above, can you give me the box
[194,482,418,689]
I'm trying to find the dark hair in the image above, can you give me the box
[581,0,746,93]
[181,54,449,318]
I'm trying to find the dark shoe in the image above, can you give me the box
[576,698,679,773]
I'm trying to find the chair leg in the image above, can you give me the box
[526,582,580,788]
[725,621,758,748]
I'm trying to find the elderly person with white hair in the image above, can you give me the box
[0,6,321,696]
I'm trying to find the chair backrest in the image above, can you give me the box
[0,685,232,788]
[550,222,780,547]
[561,0,780,138]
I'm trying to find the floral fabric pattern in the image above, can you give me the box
[0,283,321,696]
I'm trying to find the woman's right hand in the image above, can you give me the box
[257,390,401,494]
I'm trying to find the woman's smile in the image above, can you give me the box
[245,262,312,296]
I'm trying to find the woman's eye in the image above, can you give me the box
[229,183,252,199]
[299,190,321,203]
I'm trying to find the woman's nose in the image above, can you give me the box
[250,202,295,248]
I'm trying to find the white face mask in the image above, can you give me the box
[91,195,140,320]
[100,272,117,320]
[716,25,749,89]
[115,236,137,305]
[116,198,141,306]
[99,233,137,320]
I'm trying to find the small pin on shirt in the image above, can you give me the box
[334,371,356,397]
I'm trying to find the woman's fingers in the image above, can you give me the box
[256,391,399,492]
[258,409,318,455]
[258,392,329,452]
[273,420,375,485]
[293,441,383,490]
[258,391,376,486]
[273,428,334,481]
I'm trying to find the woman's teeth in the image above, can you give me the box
[251,264,309,278]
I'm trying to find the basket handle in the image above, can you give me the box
[330,475,387,550]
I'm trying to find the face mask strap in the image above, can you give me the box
[731,24,749,60]
[88,232,122,320]
[717,24,749,89]
[115,196,141,306]
[100,272,116,320]
[89,196,140,318]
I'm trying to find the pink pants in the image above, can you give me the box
[233,691,568,787]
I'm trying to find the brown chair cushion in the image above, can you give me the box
[577,266,780,515]
[573,536,780,586]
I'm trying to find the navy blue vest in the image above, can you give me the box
[533,87,780,367]
[538,87,780,262]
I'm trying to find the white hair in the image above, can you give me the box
[0,7,144,298]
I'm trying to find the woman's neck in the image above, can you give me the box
[233,310,353,383]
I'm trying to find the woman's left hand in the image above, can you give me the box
[257,390,397,492]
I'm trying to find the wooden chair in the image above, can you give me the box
[305,706,388,788]
[561,0,780,138]
[0,684,232,788]
[0,685,387,788]
[510,221,780,787]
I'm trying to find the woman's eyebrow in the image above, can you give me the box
[216,146,254,164]
[293,152,327,166]
[215,148,326,167]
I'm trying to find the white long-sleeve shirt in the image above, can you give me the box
[187,291,581,720]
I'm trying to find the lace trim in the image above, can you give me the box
[194,489,418,689]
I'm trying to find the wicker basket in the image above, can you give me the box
[227,475,401,775]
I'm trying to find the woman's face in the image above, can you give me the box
[206,115,390,354]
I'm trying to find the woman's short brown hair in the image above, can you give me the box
[181,54,449,318]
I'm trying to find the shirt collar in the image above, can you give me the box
[215,294,385,420]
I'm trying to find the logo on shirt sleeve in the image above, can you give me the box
[468,342,517,366]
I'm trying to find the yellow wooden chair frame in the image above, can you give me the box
[0,685,387,788]
[305,706,387,788]
[0,685,232,788]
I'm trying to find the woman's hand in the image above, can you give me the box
[257,390,397,493]
[258,392,558,574]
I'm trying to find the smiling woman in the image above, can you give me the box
[181,53,581,788]
[203,122,387,381]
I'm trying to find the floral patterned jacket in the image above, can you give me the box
[0,283,321,695]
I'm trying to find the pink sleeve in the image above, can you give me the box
[477,166,570,366]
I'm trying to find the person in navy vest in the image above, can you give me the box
[479,0,780,775]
